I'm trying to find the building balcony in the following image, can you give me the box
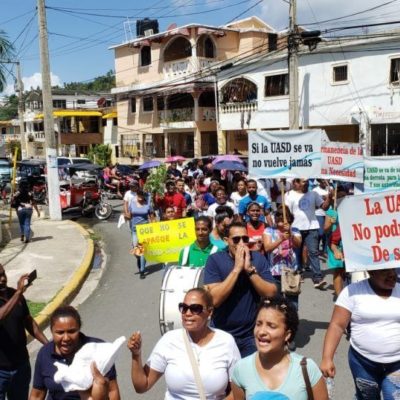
[158,108,196,128]
[163,57,215,79]
[220,101,258,114]
[32,132,45,142]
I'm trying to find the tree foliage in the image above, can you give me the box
[0,94,18,121]
[88,144,112,167]
[63,70,115,92]
[0,30,15,92]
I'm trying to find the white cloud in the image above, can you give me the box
[22,72,63,92]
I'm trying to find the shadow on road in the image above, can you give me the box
[296,318,330,348]
[31,236,53,242]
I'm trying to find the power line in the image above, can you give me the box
[226,0,264,24]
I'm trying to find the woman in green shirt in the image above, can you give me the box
[178,216,218,267]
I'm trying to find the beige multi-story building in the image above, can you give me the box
[111,16,279,163]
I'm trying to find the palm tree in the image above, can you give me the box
[0,30,15,92]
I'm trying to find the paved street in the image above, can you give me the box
[31,200,354,399]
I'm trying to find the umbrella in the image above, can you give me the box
[165,155,186,163]
[138,160,162,170]
[212,155,243,165]
[212,160,247,171]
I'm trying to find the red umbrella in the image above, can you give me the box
[165,155,186,163]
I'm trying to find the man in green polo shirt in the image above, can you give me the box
[178,216,218,267]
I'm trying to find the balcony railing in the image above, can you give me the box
[220,101,258,114]
[163,59,193,79]
[201,107,216,121]
[158,108,194,123]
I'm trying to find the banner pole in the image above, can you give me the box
[333,181,338,210]
[280,181,287,224]
[8,147,18,224]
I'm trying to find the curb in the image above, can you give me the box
[33,220,94,331]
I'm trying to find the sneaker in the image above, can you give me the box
[140,272,145,279]
[313,279,327,289]
[20,235,24,242]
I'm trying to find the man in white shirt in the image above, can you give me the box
[285,178,332,289]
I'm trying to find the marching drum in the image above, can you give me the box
[159,265,204,335]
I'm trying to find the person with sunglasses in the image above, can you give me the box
[128,288,240,399]
[204,221,277,357]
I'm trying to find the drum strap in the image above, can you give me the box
[182,329,207,400]
[181,245,219,266]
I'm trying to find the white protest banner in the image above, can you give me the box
[248,130,321,179]
[338,189,400,272]
[364,156,400,192]
[320,141,364,183]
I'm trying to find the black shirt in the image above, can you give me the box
[0,288,30,370]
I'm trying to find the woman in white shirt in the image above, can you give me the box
[128,287,241,399]
[321,268,400,399]
[230,179,247,209]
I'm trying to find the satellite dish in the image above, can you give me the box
[97,97,106,107]
[167,23,177,31]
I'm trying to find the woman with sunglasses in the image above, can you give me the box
[231,297,328,400]
[128,288,241,399]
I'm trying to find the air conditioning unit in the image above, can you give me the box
[144,29,154,37]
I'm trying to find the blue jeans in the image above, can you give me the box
[349,346,400,400]
[301,229,323,282]
[235,334,256,358]
[316,215,327,252]
[130,224,146,273]
[0,360,31,400]
[17,208,33,240]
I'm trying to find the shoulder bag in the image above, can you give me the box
[300,357,314,400]
[182,329,207,400]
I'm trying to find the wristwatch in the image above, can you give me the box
[247,267,257,278]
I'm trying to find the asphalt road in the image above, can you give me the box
[41,200,355,399]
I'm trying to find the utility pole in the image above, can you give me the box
[15,62,28,159]
[37,0,61,220]
[288,0,299,130]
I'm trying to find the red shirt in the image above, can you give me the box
[246,222,266,253]
[157,192,186,218]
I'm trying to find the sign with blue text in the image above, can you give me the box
[248,130,322,179]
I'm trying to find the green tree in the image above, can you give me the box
[0,30,15,92]
[64,70,115,92]
[88,144,112,167]
[0,94,18,120]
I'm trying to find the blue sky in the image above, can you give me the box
[1,0,399,95]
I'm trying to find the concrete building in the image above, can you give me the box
[216,31,400,156]
[111,16,279,163]
[24,90,116,157]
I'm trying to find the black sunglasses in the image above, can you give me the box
[231,235,250,244]
[178,303,206,315]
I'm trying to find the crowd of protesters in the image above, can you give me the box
[2,156,399,400]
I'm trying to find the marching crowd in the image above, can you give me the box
[1,158,400,400]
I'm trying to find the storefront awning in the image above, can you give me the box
[102,112,117,119]
[35,110,103,119]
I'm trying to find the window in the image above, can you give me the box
[164,37,192,62]
[333,65,348,83]
[141,46,151,66]
[53,99,66,108]
[113,118,118,126]
[143,97,153,112]
[390,58,400,85]
[77,99,86,105]
[157,96,164,110]
[130,97,136,113]
[264,73,289,97]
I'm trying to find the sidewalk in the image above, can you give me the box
[0,209,94,329]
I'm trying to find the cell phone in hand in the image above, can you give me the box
[27,269,37,286]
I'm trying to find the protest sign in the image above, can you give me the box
[248,130,321,179]
[320,141,363,183]
[137,218,195,263]
[338,189,400,271]
[364,156,400,192]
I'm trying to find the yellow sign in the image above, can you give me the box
[137,218,196,263]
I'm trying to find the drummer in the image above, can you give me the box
[178,216,218,267]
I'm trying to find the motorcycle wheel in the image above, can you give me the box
[95,202,113,220]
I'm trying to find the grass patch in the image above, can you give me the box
[88,232,101,242]
[27,300,46,318]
